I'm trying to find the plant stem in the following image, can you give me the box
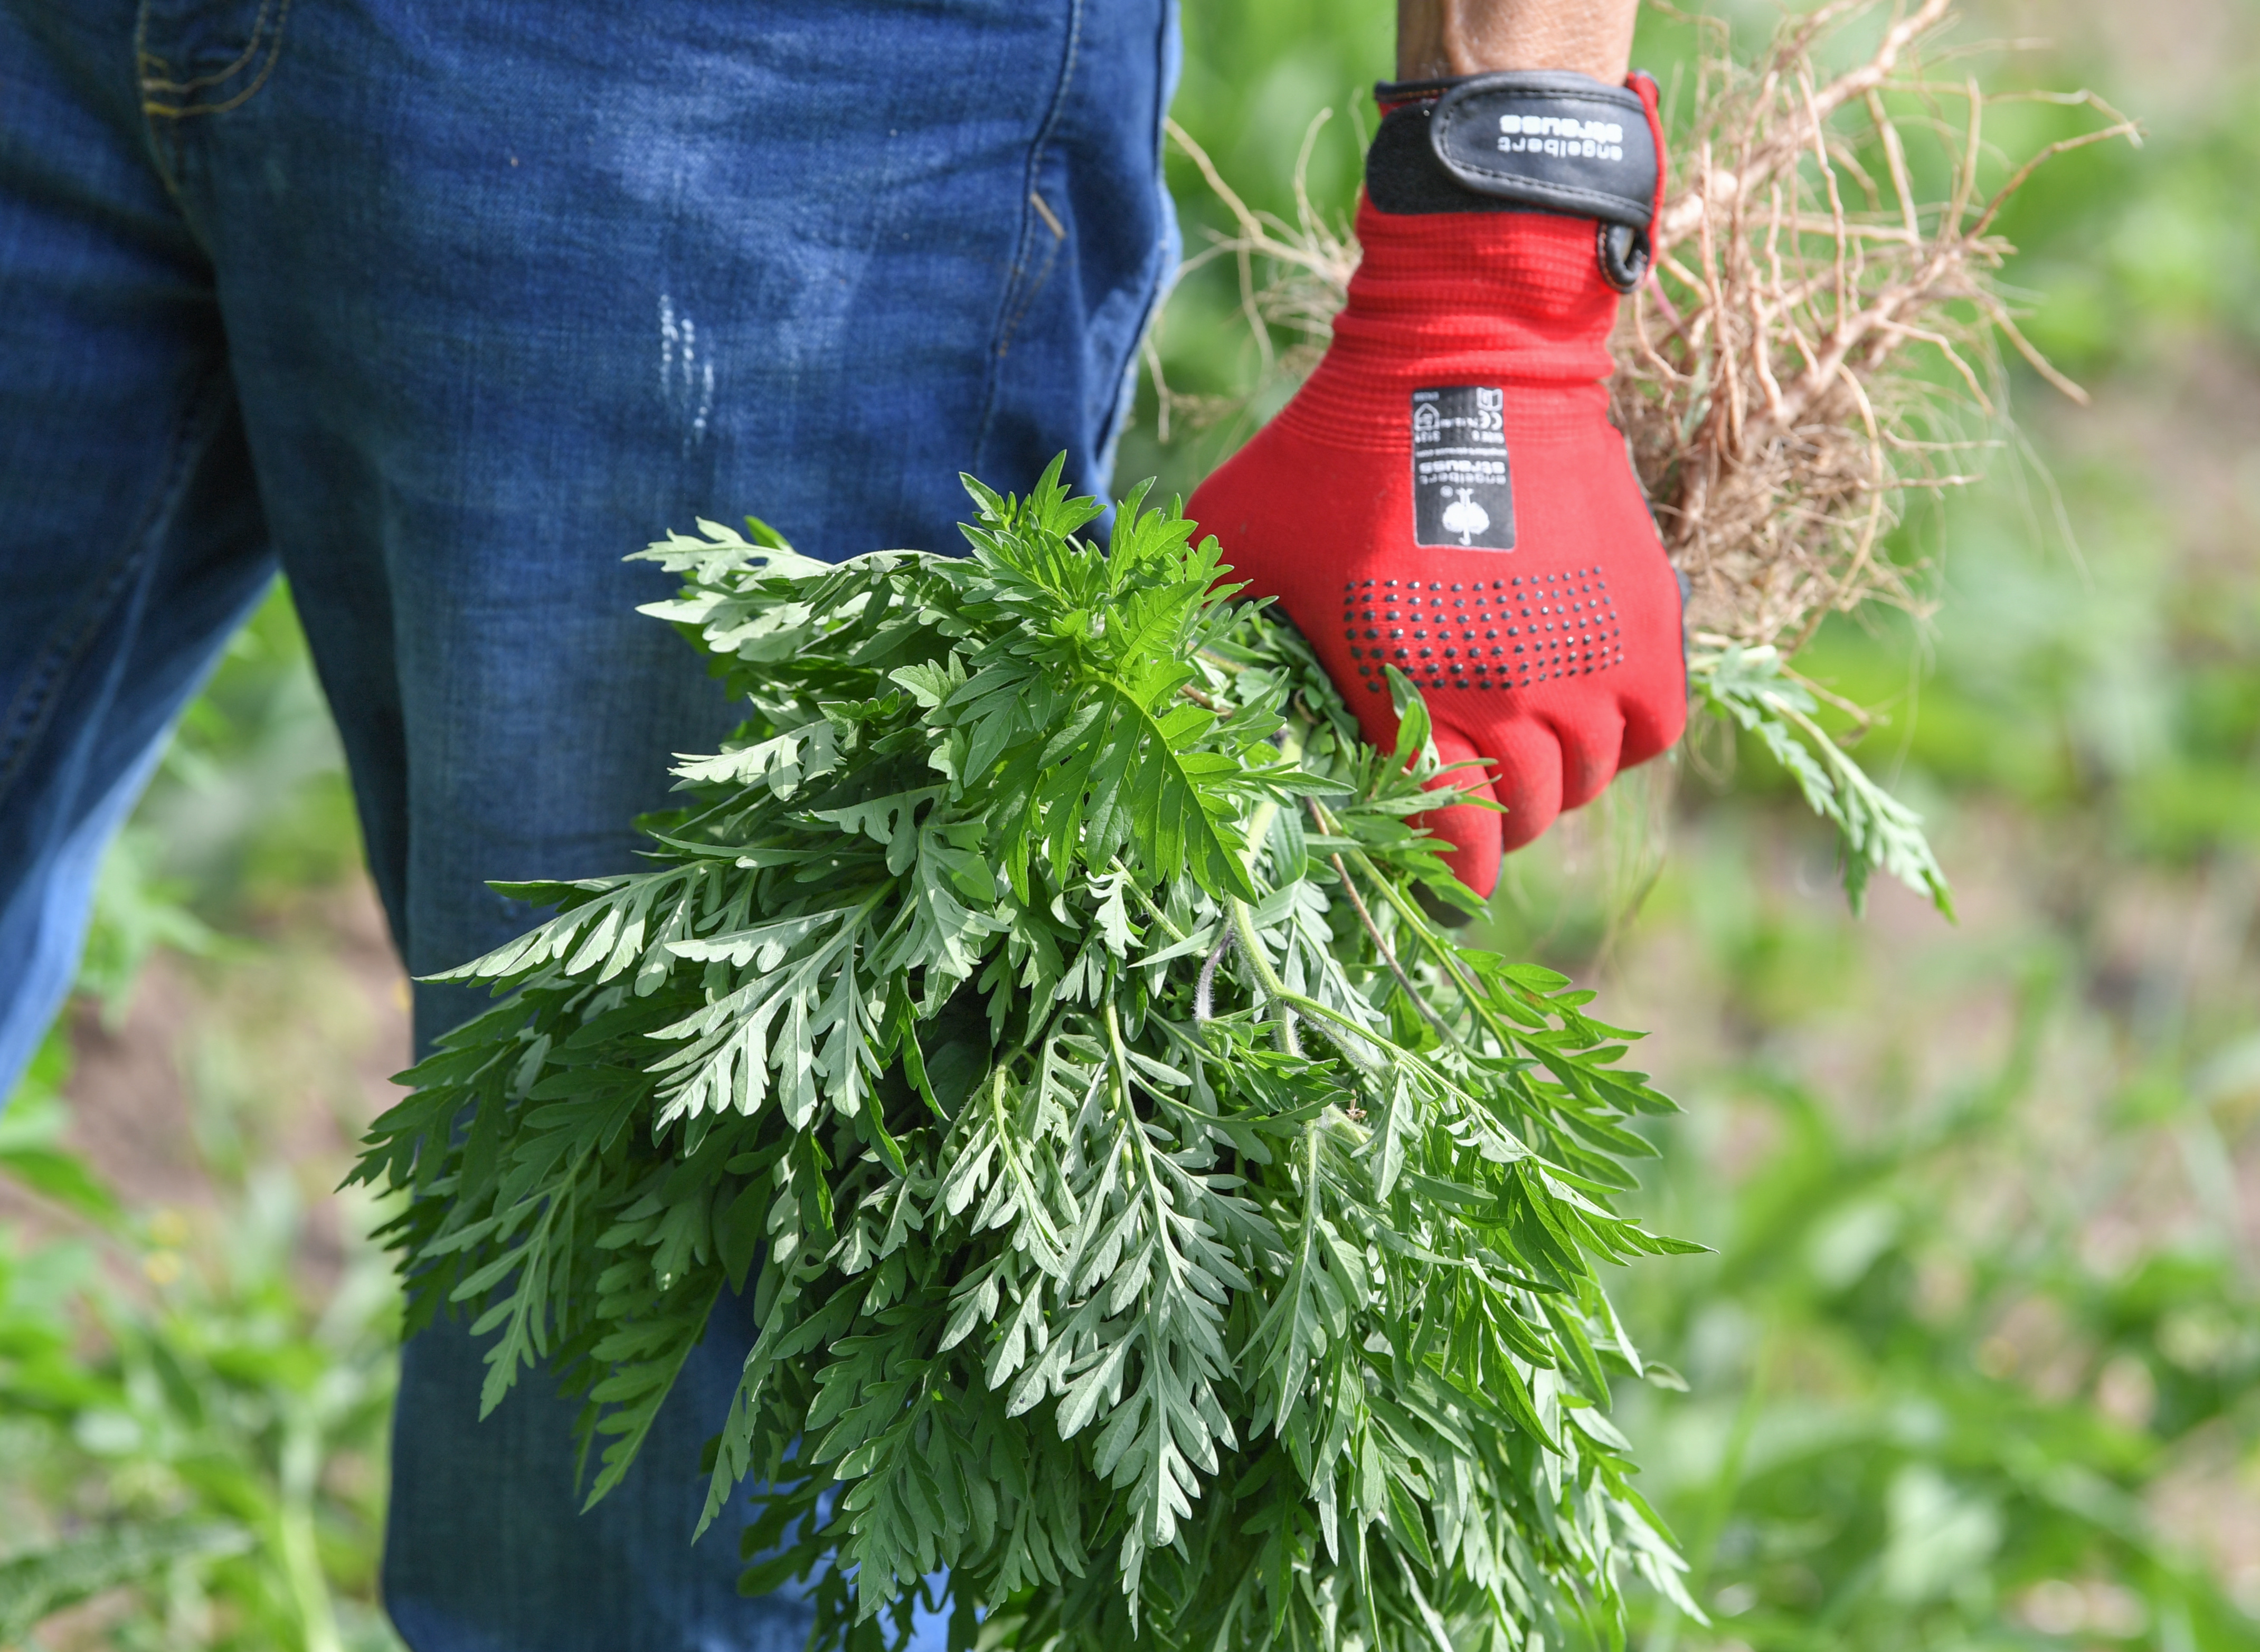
[1307,798,1514,1053]
[1320,827,1461,1049]
[1229,894,1302,1056]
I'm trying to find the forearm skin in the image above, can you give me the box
[1396,0,1639,81]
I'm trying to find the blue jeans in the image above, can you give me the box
[0,2,1179,1646]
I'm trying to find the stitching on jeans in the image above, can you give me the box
[136,0,276,95]
[995,203,1065,360]
[0,371,231,804]
[139,0,291,117]
[138,0,293,119]
[972,0,1084,469]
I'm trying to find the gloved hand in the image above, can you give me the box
[1187,70,1687,897]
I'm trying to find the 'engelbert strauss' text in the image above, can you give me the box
[1498,112,1627,163]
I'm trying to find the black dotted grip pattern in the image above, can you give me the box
[1339,569,1625,696]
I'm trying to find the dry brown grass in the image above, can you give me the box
[1622,0,2132,657]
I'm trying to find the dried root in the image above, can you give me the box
[1151,110,1357,445]
[1623,0,2135,655]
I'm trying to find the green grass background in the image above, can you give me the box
[5,2,2258,1646]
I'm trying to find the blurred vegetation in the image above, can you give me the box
[7,2,2259,1648]
[1,599,403,1651]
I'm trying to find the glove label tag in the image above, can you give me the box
[1412,387,1517,550]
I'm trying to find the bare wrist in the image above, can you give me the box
[1396,0,1638,82]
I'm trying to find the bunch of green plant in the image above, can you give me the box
[0,1034,402,1652]
[352,464,1704,1650]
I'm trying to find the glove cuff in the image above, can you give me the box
[1366,70,1666,291]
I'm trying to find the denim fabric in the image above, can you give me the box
[0,2,1179,1646]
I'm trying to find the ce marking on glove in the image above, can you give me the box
[1412,386,1516,550]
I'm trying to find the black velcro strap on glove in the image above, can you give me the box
[1368,71,1657,231]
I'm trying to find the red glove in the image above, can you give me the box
[1188,71,1686,897]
